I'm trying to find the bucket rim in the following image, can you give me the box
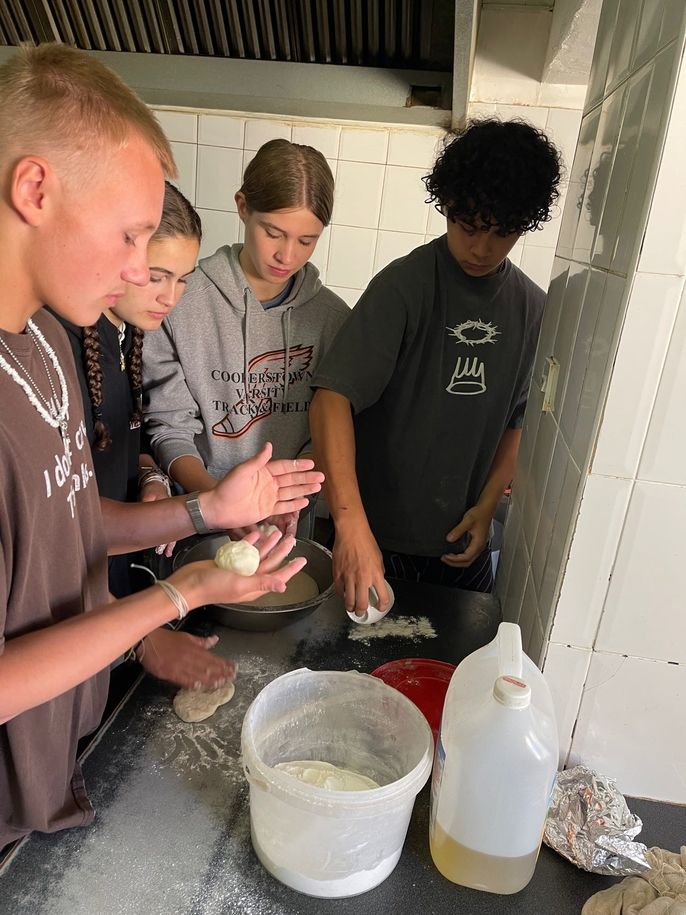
[240,668,434,811]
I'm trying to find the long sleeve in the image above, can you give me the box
[142,320,206,475]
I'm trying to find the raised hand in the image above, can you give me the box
[201,442,324,532]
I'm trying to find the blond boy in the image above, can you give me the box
[0,44,322,849]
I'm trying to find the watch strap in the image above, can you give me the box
[185,491,211,535]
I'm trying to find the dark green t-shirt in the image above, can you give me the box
[311,236,545,556]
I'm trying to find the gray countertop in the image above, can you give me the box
[1,578,684,914]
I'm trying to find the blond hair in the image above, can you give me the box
[240,139,334,226]
[0,43,176,186]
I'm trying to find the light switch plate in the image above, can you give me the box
[540,356,560,413]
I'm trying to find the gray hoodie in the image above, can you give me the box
[143,244,349,477]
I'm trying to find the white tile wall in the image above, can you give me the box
[152,103,580,309]
[196,145,242,211]
[570,652,686,803]
[530,434,571,595]
[327,286,361,308]
[542,643,592,766]
[596,481,686,662]
[557,107,601,259]
[379,166,430,234]
[538,455,581,617]
[591,69,651,270]
[333,161,385,229]
[374,231,424,275]
[169,141,197,206]
[604,0,642,95]
[427,204,447,238]
[638,282,686,485]
[593,272,683,478]
[327,225,377,289]
[499,531,530,626]
[244,118,291,150]
[612,42,681,276]
[292,123,341,159]
[584,0,620,112]
[558,269,607,448]
[198,114,244,148]
[387,130,440,170]
[637,61,686,275]
[522,411,556,552]
[196,209,240,259]
[154,109,197,143]
[496,0,686,800]
[519,247,556,291]
[570,272,626,469]
[338,127,389,164]
[552,473,632,648]
[308,225,331,282]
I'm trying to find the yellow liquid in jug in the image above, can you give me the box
[430,823,539,895]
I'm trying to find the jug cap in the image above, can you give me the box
[493,675,531,709]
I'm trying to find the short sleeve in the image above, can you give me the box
[310,271,410,414]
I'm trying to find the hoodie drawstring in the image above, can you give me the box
[243,288,251,406]
[282,306,293,405]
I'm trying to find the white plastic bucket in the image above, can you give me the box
[241,668,433,898]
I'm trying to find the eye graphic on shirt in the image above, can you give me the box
[446,319,499,346]
[445,319,499,396]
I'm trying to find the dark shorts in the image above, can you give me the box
[381,545,494,593]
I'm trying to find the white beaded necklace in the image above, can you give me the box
[0,319,71,458]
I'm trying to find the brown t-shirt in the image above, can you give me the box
[0,308,109,849]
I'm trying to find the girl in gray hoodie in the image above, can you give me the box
[143,139,349,535]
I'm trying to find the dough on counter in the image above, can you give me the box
[241,570,319,607]
[214,539,260,576]
[173,682,235,723]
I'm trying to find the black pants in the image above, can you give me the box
[381,546,494,593]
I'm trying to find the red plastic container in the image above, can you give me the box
[371,658,456,742]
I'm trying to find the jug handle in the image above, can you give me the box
[497,622,523,678]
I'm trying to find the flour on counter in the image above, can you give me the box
[348,615,437,643]
[149,653,284,783]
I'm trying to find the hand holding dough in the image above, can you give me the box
[214,539,260,576]
[173,682,235,723]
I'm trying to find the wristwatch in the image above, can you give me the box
[185,491,211,535]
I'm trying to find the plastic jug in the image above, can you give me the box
[429,622,558,894]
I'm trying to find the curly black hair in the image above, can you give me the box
[424,119,562,236]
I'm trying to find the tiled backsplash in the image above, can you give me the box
[496,0,686,801]
[152,104,582,304]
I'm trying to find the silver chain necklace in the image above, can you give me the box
[117,321,126,372]
[0,319,71,458]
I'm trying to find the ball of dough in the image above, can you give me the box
[214,539,260,576]
[173,682,235,723]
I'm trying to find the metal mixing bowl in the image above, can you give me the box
[172,534,335,632]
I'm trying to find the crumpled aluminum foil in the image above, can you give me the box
[543,765,651,876]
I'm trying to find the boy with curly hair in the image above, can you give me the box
[310,119,561,614]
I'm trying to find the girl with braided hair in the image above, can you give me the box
[54,182,236,689]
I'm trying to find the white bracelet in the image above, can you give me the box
[156,579,190,620]
[139,470,172,496]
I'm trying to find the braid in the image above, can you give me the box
[127,326,145,428]
[82,326,112,451]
